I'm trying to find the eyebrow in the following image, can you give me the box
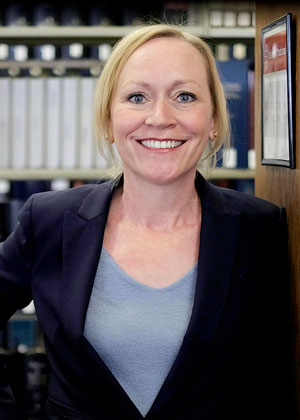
[123,79,201,89]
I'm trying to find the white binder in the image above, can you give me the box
[79,77,95,169]
[46,77,61,169]
[29,78,45,168]
[62,77,79,169]
[0,78,11,168]
[11,78,28,169]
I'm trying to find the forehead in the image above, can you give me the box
[117,36,208,84]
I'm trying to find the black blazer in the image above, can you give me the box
[0,172,292,420]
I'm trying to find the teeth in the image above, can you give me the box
[141,140,184,149]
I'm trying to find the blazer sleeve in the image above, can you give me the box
[250,207,294,419]
[0,194,35,419]
[0,195,34,326]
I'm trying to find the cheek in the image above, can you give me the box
[186,115,213,138]
[111,108,143,139]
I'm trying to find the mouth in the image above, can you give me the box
[138,139,186,150]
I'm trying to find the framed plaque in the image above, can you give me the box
[261,13,295,168]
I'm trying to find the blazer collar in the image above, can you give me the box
[60,171,241,418]
[75,171,232,222]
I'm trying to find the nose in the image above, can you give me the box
[144,97,176,128]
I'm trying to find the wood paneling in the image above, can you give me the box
[255,3,300,417]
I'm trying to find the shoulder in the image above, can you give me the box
[26,179,114,221]
[216,185,281,217]
[197,171,279,216]
[198,172,285,227]
[31,183,99,212]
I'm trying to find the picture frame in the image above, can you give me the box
[261,13,295,168]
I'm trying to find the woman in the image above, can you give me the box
[0,24,292,419]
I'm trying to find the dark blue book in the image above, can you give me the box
[59,5,85,60]
[32,3,57,62]
[88,4,112,62]
[231,179,254,195]
[5,3,29,64]
[23,351,50,420]
[0,180,10,242]
[6,319,38,350]
[216,59,250,168]
[8,181,50,234]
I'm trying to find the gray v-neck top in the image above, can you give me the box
[84,247,198,417]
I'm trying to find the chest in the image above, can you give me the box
[102,219,201,288]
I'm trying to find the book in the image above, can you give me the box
[8,181,50,233]
[28,78,45,168]
[79,77,96,169]
[0,180,10,241]
[0,77,11,168]
[60,5,84,60]
[6,319,38,351]
[217,59,250,168]
[61,77,79,169]
[5,4,29,63]
[11,78,28,169]
[45,78,61,169]
[32,3,57,62]
[23,350,49,420]
[248,68,256,169]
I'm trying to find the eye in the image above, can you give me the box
[127,93,145,104]
[177,92,196,103]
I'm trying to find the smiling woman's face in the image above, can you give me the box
[109,36,216,185]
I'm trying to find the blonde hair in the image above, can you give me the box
[93,23,230,174]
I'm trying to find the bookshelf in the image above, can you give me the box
[0,21,255,181]
[0,24,256,43]
[0,5,256,418]
[0,168,255,181]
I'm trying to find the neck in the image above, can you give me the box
[114,170,201,231]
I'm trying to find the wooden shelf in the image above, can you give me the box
[206,169,255,180]
[0,59,102,70]
[0,168,255,181]
[0,25,255,44]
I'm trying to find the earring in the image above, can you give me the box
[214,131,218,138]
[104,134,114,144]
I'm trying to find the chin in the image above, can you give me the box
[140,166,192,186]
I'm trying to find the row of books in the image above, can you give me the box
[0,2,255,28]
[1,348,50,419]
[0,75,109,170]
[0,59,255,170]
[0,317,42,351]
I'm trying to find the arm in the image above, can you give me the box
[248,207,293,419]
[0,195,34,419]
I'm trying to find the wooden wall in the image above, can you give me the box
[255,2,300,417]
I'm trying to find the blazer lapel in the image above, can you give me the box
[147,173,241,418]
[61,181,113,342]
[60,178,144,418]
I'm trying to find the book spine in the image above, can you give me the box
[217,59,250,168]
[46,78,61,169]
[79,77,95,169]
[61,77,79,169]
[11,78,28,169]
[0,78,11,168]
[29,78,45,168]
